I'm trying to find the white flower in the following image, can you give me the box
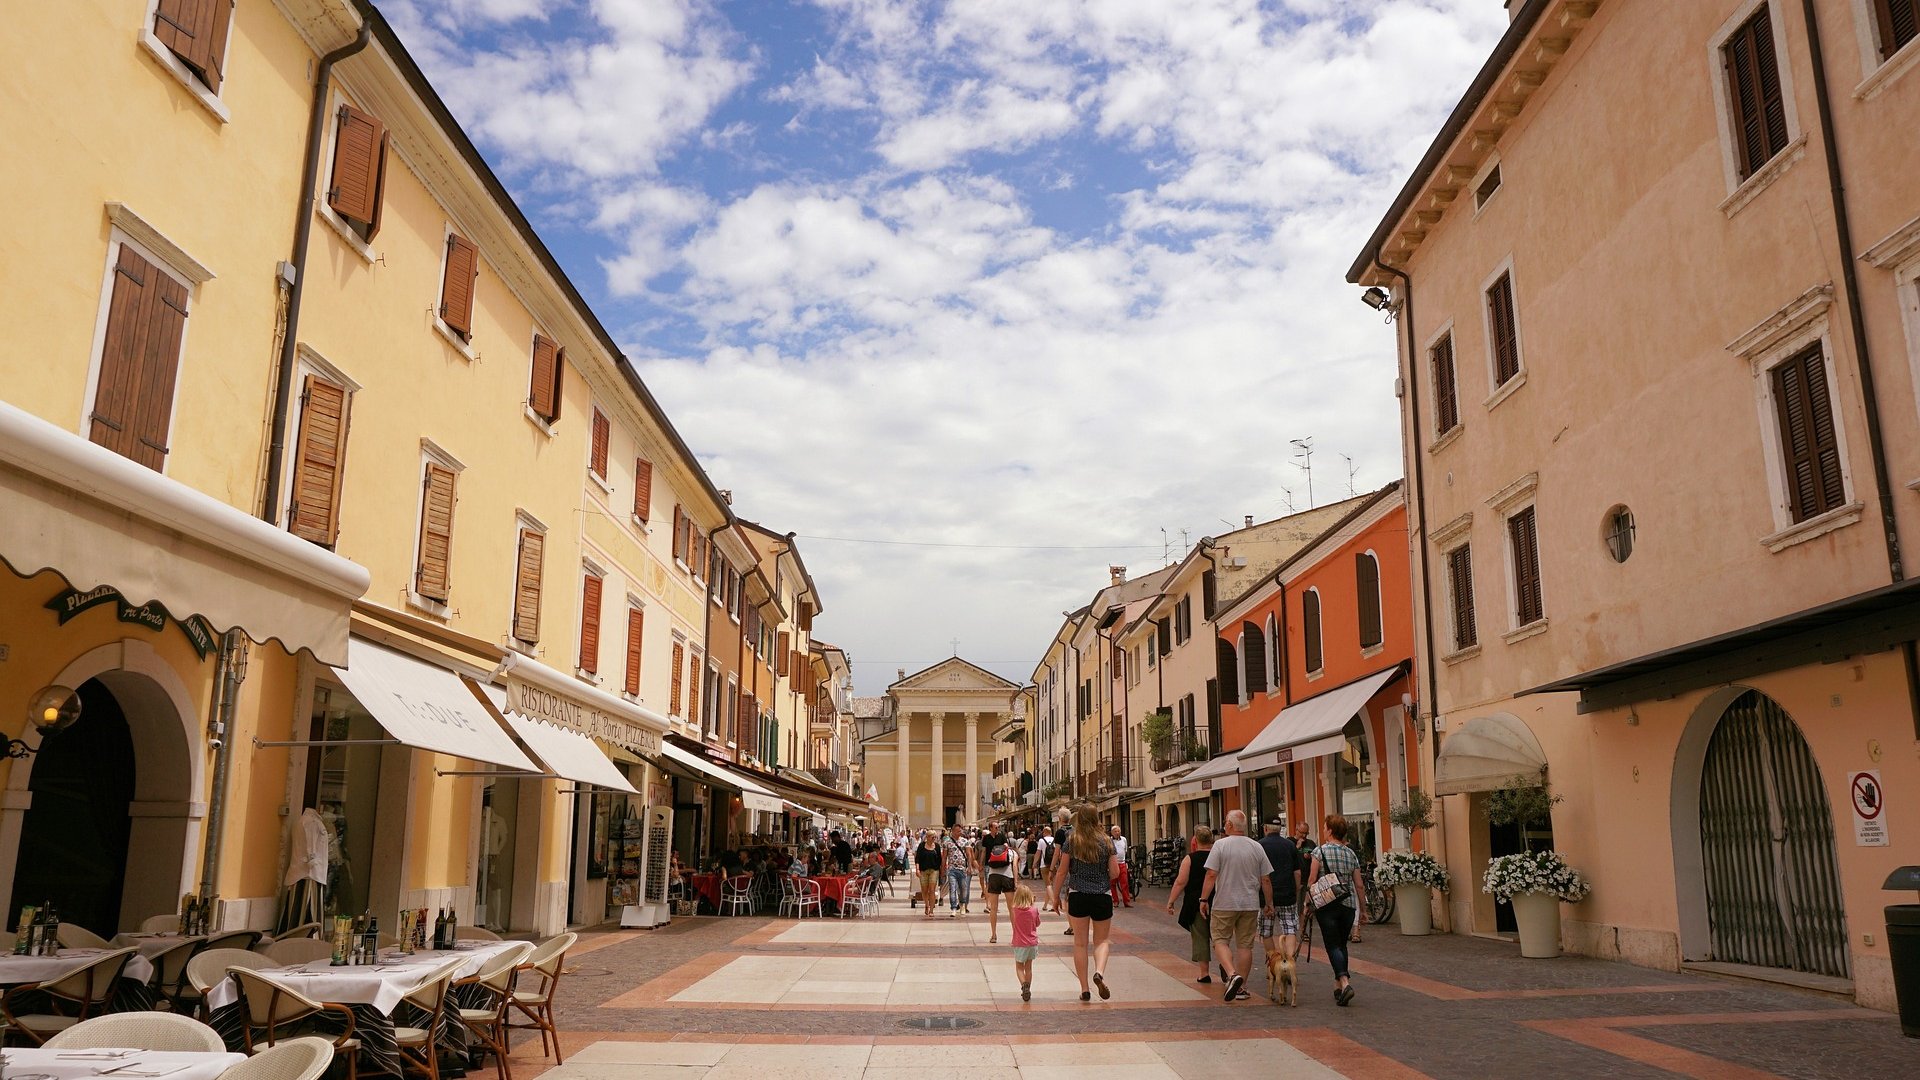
[1481,850,1591,903]
[1373,851,1450,892]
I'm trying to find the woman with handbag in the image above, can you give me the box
[1164,826,1215,983]
[1305,814,1364,1006]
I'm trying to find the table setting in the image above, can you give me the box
[0,1047,244,1080]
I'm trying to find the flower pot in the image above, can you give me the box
[1394,883,1433,936]
[1511,891,1562,958]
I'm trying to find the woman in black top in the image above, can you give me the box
[914,832,943,919]
[1164,826,1215,983]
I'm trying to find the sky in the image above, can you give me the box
[382,0,1511,695]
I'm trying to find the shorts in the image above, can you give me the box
[1011,946,1038,963]
[1188,917,1212,962]
[1259,905,1299,939]
[1209,908,1258,949]
[1065,892,1114,921]
[919,870,940,890]
[986,874,1016,894]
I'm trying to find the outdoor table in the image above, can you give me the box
[0,1046,244,1080]
[812,875,854,912]
[681,872,722,911]
[110,933,210,960]
[0,950,159,1013]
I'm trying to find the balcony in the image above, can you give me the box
[1148,726,1212,773]
[1098,755,1138,792]
[808,765,848,790]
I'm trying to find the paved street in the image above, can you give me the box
[495,887,1914,1079]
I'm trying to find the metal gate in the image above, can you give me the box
[1698,691,1849,978]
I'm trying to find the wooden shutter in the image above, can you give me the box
[1448,546,1477,650]
[625,607,644,696]
[512,529,543,644]
[528,335,559,420]
[1772,345,1846,522]
[1215,638,1239,705]
[1302,590,1323,672]
[590,408,609,477]
[672,505,687,561]
[777,632,791,675]
[1509,507,1544,626]
[579,572,603,674]
[90,246,187,472]
[1357,552,1383,648]
[289,375,352,546]
[633,458,653,522]
[1242,622,1267,694]
[1487,273,1520,385]
[439,233,479,336]
[798,601,813,633]
[1724,8,1789,179]
[687,652,702,727]
[416,464,457,601]
[1157,618,1171,656]
[1202,569,1217,619]
[328,105,388,236]
[1431,333,1459,434]
[153,0,233,93]
[1878,0,1920,60]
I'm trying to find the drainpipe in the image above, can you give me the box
[1796,0,1920,739]
[197,631,249,909]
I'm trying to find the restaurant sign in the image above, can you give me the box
[501,677,662,756]
[45,585,218,658]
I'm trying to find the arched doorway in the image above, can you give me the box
[9,679,136,935]
[1694,690,1848,978]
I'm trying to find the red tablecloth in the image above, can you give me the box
[813,875,853,906]
[681,871,721,908]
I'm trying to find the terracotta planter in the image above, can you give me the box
[1511,891,1562,958]
[1394,884,1433,935]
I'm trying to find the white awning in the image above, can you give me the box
[1176,753,1243,798]
[0,400,369,664]
[783,800,826,828]
[473,682,637,793]
[1236,667,1401,773]
[657,742,783,813]
[329,639,537,771]
[490,651,664,755]
[1435,714,1548,796]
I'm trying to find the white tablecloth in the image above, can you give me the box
[204,941,521,1016]
[0,950,155,987]
[0,1047,244,1080]
[110,934,210,959]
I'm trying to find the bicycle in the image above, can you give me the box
[1359,859,1395,926]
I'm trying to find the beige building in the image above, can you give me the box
[1351,0,1920,1009]
[863,659,1022,828]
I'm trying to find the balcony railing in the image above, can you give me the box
[1098,755,1137,792]
[1148,726,1212,773]
[808,765,848,789]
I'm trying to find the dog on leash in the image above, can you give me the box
[1265,951,1297,1006]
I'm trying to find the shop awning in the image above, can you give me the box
[330,639,537,771]
[473,682,637,793]
[490,651,665,755]
[783,800,826,828]
[1235,667,1401,773]
[1176,752,1242,798]
[656,742,783,813]
[0,400,370,664]
[1435,714,1548,796]
[1153,783,1195,807]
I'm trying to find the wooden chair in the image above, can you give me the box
[230,968,358,1080]
[0,946,137,1044]
[44,1010,225,1051]
[450,942,533,1080]
[182,949,272,1020]
[145,936,204,1009]
[506,933,575,1064]
[392,961,462,1080]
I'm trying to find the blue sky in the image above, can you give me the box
[383,0,1510,693]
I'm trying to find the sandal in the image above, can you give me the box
[1079,991,1091,1002]
[1093,971,1110,1000]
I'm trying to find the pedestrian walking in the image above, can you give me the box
[1199,809,1274,1003]
[1049,803,1120,1002]
[1256,815,1304,1005]
[943,823,972,916]
[1306,814,1365,1007]
[982,826,1017,943]
[1049,809,1075,936]
[1033,829,1052,880]
[1108,825,1134,907]
[1165,825,1215,984]
[1011,830,1028,879]
[915,831,942,919]
[1010,884,1041,1002]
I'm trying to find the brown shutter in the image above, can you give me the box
[1302,589,1323,672]
[328,106,388,235]
[1357,552,1383,648]
[90,246,186,472]
[1242,621,1267,693]
[1509,506,1543,626]
[1773,345,1845,522]
[1724,10,1789,179]
[625,607,644,697]
[777,631,791,675]
[153,0,232,93]
[633,458,653,522]
[579,572,603,674]
[528,335,559,420]
[672,505,686,561]
[1448,545,1477,649]
[439,233,479,336]
[1431,333,1459,434]
[289,375,352,546]
[590,408,609,477]
[669,641,685,715]
[688,651,702,726]
[1487,273,1520,385]
[512,528,543,644]
[1878,0,1919,60]
[416,464,457,600]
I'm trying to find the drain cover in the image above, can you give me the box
[566,966,612,978]
[897,1016,982,1031]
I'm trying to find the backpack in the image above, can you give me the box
[987,842,1011,868]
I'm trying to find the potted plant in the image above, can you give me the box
[1139,709,1174,768]
[1373,850,1449,936]
[1481,776,1589,957]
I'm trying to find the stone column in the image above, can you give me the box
[928,712,944,826]
[964,713,980,824]
[896,713,910,824]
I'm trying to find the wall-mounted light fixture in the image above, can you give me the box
[7,685,81,758]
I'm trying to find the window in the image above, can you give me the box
[624,606,644,697]
[1301,588,1324,673]
[1507,505,1545,627]
[589,407,610,479]
[726,681,739,742]
[89,244,190,472]
[1485,270,1522,388]
[1241,621,1267,695]
[672,505,688,563]
[1356,551,1383,649]
[1430,331,1460,436]
[777,631,792,675]
[1446,545,1477,651]
[1157,617,1171,656]
[528,335,564,424]
[578,570,603,675]
[438,232,479,340]
[1723,5,1790,180]
[1874,0,1919,61]
[1770,343,1847,523]
[415,458,458,603]
[1202,569,1217,619]
[284,352,357,547]
[1266,613,1281,683]
[1473,163,1502,210]
[151,0,233,93]
[327,105,389,242]
[1603,506,1636,563]
[511,525,544,646]
[1146,633,1158,669]
[1215,638,1240,707]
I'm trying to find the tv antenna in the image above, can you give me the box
[1290,437,1315,508]
[1339,453,1358,497]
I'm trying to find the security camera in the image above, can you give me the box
[1360,287,1392,311]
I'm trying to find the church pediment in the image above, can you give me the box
[889,657,1020,693]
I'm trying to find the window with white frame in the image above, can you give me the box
[1301,587,1324,674]
[1482,260,1525,397]
[1505,505,1545,630]
[85,214,212,475]
[1444,542,1477,652]
[1709,1,1803,197]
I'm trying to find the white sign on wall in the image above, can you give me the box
[1849,770,1888,847]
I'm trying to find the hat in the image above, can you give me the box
[1267,815,1288,828]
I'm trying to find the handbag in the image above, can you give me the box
[1308,872,1352,911]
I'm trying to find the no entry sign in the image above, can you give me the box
[1850,770,1888,847]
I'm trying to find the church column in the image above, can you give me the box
[928,712,944,827]
[964,713,981,825]
[896,713,910,825]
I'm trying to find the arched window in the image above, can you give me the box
[1242,621,1267,695]
[1215,637,1240,706]
[1356,551,1383,649]
[1302,588,1324,673]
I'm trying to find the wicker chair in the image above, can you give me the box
[141,914,183,934]
[55,924,113,950]
[183,949,274,1020]
[218,1036,335,1080]
[0,946,137,1044]
[392,960,463,1080]
[44,1010,226,1052]
[231,969,357,1080]
[452,925,501,942]
[146,936,204,1007]
[269,923,322,943]
[259,938,334,965]
[506,932,576,1064]
[203,930,263,953]
[451,943,533,1080]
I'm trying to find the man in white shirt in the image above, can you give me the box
[1199,809,1274,1002]
[1108,825,1133,907]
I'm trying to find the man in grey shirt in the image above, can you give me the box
[1199,809,1273,1002]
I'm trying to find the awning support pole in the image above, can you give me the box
[198,631,249,912]
[253,737,401,748]
[433,770,557,779]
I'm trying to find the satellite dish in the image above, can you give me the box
[28,685,81,737]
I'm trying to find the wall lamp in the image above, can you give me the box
[7,685,82,759]
[1361,286,1393,311]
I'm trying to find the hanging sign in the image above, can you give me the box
[1850,770,1887,847]
[500,677,662,756]
[44,586,218,658]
